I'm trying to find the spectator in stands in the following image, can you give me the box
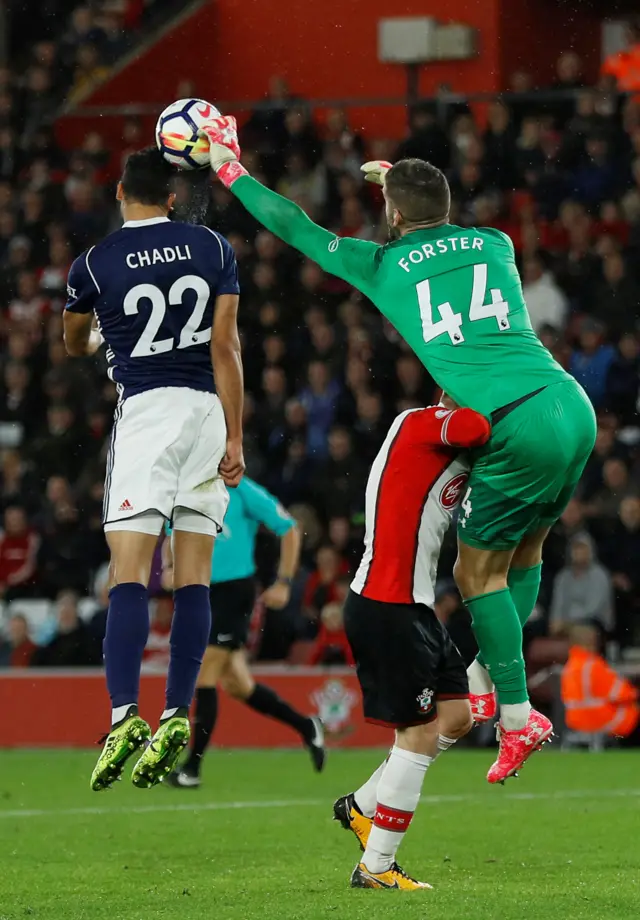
[311,426,366,519]
[38,498,100,597]
[60,6,104,61]
[327,516,361,570]
[482,101,518,189]
[395,103,450,172]
[20,67,57,144]
[605,333,640,425]
[585,456,637,524]
[243,75,296,159]
[282,105,321,167]
[352,391,389,464]
[0,505,39,600]
[569,318,617,408]
[267,437,313,507]
[0,360,38,437]
[0,451,32,513]
[0,613,37,668]
[589,254,640,342]
[549,532,614,638]
[571,134,618,207]
[29,404,87,482]
[547,52,584,128]
[309,594,354,666]
[301,544,349,636]
[601,19,640,93]
[521,252,568,334]
[600,496,640,646]
[324,108,364,160]
[298,360,341,460]
[31,589,99,667]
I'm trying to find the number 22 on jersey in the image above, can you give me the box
[417,263,510,345]
[124,275,211,357]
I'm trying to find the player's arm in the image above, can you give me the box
[243,479,301,609]
[200,118,381,294]
[261,525,302,609]
[63,251,104,357]
[211,292,244,487]
[436,407,491,449]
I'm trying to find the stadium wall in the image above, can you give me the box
[58,0,600,149]
[0,669,389,748]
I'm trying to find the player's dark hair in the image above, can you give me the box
[120,147,176,206]
[385,158,451,225]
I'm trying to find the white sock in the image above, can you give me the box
[501,701,532,731]
[437,734,458,755]
[354,756,389,817]
[362,746,432,874]
[111,704,135,727]
[467,659,494,696]
[160,707,179,721]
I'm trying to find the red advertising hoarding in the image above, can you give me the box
[0,667,390,748]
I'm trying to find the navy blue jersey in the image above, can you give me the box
[65,216,239,398]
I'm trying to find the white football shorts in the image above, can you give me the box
[103,387,229,537]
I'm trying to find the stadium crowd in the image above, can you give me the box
[1,15,640,670]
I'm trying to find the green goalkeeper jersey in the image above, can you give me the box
[231,176,570,416]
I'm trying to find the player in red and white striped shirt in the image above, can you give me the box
[335,398,491,890]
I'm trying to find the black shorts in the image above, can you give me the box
[343,589,469,729]
[209,577,256,650]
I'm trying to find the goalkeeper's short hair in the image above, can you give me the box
[385,158,451,224]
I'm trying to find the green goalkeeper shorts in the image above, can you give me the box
[458,378,597,551]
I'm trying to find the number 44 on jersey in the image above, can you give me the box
[417,263,510,345]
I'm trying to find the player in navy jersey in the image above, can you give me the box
[334,397,488,890]
[63,148,244,791]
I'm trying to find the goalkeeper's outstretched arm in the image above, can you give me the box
[200,118,381,295]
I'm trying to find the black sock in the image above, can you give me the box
[184,687,218,773]
[245,683,312,741]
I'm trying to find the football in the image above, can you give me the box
[155,98,221,169]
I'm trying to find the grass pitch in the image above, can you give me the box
[0,747,638,919]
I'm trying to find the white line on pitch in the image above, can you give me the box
[0,788,638,820]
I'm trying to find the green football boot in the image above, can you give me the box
[90,714,152,792]
[131,716,190,789]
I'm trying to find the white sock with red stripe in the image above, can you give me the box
[354,755,389,818]
[362,746,433,874]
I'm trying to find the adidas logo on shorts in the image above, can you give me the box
[118,498,133,512]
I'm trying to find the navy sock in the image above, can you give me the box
[104,583,149,709]
[165,584,211,712]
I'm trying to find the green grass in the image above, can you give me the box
[0,747,639,919]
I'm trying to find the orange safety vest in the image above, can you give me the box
[561,646,640,737]
[602,45,640,91]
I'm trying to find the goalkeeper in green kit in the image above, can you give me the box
[200,117,596,785]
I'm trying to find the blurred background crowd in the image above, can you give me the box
[1,3,640,682]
